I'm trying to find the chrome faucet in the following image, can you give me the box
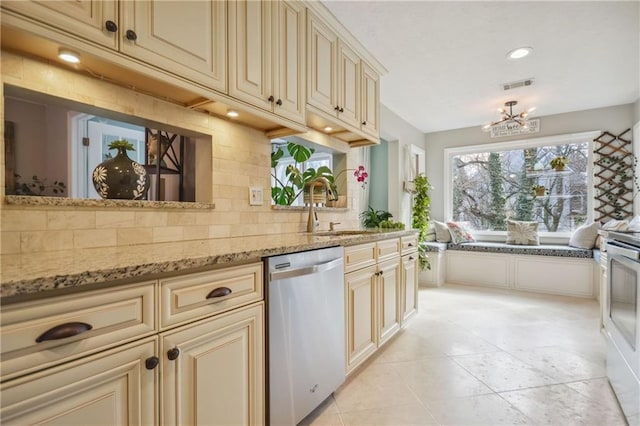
[307,177,337,233]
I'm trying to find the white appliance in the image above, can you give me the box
[605,237,640,426]
[267,247,345,426]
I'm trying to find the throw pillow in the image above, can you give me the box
[569,221,601,249]
[506,220,540,245]
[424,223,437,242]
[446,221,476,244]
[433,220,452,243]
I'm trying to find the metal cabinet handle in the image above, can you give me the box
[105,20,118,32]
[362,121,367,125]
[167,347,180,361]
[268,95,275,103]
[334,105,340,111]
[206,286,232,299]
[36,322,92,343]
[145,356,159,370]
[125,29,137,41]
[339,107,344,113]
[409,256,415,261]
[276,99,283,106]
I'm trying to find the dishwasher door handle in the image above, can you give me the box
[270,258,343,281]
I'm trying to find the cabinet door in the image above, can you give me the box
[345,265,378,374]
[120,0,227,92]
[307,11,338,116]
[361,61,380,139]
[229,0,273,110]
[378,258,401,346]
[2,0,117,49]
[161,303,264,426]
[336,40,361,129]
[273,0,306,124]
[401,253,419,324]
[0,338,158,425]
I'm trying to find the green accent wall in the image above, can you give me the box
[369,139,388,211]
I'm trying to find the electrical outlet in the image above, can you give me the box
[249,187,263,205]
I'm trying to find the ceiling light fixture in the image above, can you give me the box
[323,126,333,132]
[482,100,536,131]
[226,109,239,118]
[58,48,81,64]
[506,46,533,60]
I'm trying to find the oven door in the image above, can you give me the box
[606,241,640,375]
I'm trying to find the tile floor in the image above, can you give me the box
[301,284,627,426]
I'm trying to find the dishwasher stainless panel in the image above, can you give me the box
[267,246,345,425]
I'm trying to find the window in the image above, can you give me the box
[271,146,332,207]
[444,132,598,235]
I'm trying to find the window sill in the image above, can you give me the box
[3,195,215,210]
[271,205,349,212]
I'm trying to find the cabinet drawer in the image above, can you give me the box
[344,242,377,273]
[0,281,156,382]
[160,262,263,329]
[377,238,401,262]
[401,235,419,254]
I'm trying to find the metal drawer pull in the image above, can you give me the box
[36,322,92,343]
[125,29,137,41]
[105,20,118,32]
[167,347,180,361]
[145,356,159,370]
[206,286,232,299]
[407,242,414,247]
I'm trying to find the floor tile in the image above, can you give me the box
[506,346,605,382]
[392,357,494,401]
[340,403,438,426]
[426,393,532,425]
[373,331,448,363]
[500,383,627,425]
[300,396,344,426]
[452,349,558,392]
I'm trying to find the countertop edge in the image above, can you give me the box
[1,230,418,301]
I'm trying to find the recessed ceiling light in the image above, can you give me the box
[58,48,80,63]
[226,109,239,118]
[507,46,533,60]
[323,126,333,132]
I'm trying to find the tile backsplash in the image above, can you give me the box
[0,52,361,257]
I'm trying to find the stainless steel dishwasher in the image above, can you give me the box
[267,246,345,425]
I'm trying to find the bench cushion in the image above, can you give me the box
[421,242,448,253]
[447,242,593,258]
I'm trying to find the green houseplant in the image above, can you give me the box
[411,174,431,270]
[360,206,393,228]
[271,142,334,205]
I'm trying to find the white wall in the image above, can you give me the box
[425,103,636,220]
[380,104,427,227]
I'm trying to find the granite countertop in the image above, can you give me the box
[0,229,418,300]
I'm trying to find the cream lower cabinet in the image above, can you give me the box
[1,337,158,425]
[345,238,404,374]
[160,303,264,426]
[1,262,265,426]
[401,252,419,323]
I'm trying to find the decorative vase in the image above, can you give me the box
[92,147,150,199]
[534,187,546,196]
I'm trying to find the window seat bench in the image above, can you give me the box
[420,241,598,298]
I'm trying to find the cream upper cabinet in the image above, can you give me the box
[307,10,338,117]
[120,0,227,93]
[1,338,158,425]
[336,40,361,129]
[229,0,305,124]
[3,0,227,93]
[161,303,265,426]
[2,0,118,49]
[361,61,381,139]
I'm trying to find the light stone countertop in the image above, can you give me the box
[0,229,418,301]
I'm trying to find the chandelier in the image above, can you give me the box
[482,100,536,131]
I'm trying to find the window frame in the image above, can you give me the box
[443,131,600,243]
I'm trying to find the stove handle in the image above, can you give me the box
[607,242,640,261]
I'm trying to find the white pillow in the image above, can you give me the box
[569,222,601,249]
[506,220,539,245]
[433,220,452,243]
[424,223,437,242]
[446,221,476,244]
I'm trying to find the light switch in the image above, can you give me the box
[249,187,263,205]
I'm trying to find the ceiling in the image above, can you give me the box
[322,1,640,134]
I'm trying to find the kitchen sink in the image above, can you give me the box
[312,230,379,236]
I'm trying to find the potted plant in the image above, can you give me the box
[271,142,334,205]
[411,174,431,270]
[360,206,393,228]
[327,165,369,208]
[550,156,569,171]
[532,184,546,196]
